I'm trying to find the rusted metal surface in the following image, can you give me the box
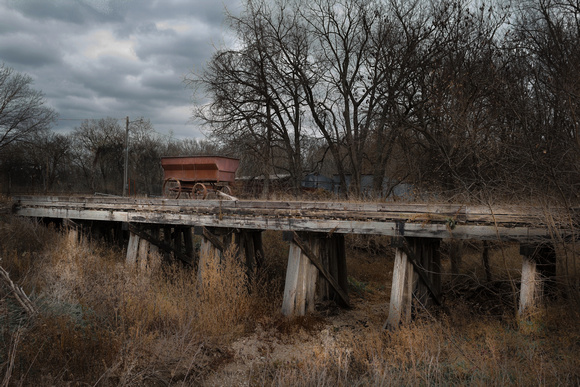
[161,156,240,199]
[161,156,239,183]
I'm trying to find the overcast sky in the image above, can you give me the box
[0,0,242,139]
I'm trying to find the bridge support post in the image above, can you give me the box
[385,237,441,330]
[196,227,264,286]
[126,225,161,269]
[281,232,349,316]
[519,243,556,318]
[233,230,264,283]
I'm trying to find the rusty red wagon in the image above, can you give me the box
[161,156,240,199]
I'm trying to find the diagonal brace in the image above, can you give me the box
[292,231,350,308]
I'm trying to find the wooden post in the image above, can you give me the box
[281,240,318,315]
[519,253,538,316]
[385,237,442,329]
[449,239,463,276]
[183,227,194,264]
[282,232,349,316]
[149,226,160,256]
[518,243,551,317]
[385,248,413,329]
[138,238,149,271]
[196,227,225,285]
[126,232,140,265]
[408,237,441,308]
[163,226,172,261]
[482,241,492,282]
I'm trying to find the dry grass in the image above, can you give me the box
[0,216,271,385]
[1,216,579,386]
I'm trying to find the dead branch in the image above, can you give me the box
[0,261,37,317]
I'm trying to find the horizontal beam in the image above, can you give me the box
[12,196,576,242]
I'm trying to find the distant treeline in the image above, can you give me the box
[1,0,579,203]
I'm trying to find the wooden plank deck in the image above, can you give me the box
[11,196,576,242]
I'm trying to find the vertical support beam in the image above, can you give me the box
[149,226,160,257]
[518,243,556,317]
[183,227,194,264]
[518,242,557,318]
[409,237,441,308]
[126,232,140,265]
[196,227,225,285]
[63,218,78,247]
[519,253,538,317]
[281,232,349,316]
[282,241,319,316]
[385,248,413,329]
[449,239,463,276]
[482,241,492,282]
[163,226,172,261]
[138,238,149,271]
[281,242,301,316]
[335,234,349,303]
[385,237,442,329]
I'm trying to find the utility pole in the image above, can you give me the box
[123,116,129,196]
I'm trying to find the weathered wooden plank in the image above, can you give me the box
[281,242,302,316]
[14,195,564,223]
[126,232,140,265]
[127,224,193,266]
[519,255,538,316]
[138,238,149,271]
[291,232,350,308]
[15,205,555,241]
[397,238,443,306]
[385,248,410,330]
[14,196,573,242]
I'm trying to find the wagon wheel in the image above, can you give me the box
[163,178,182,199]
[192,183,207,200]
[220,185,233,196]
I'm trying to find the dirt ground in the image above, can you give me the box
[204,236,395,386]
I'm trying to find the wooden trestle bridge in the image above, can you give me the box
[11,195,575,328]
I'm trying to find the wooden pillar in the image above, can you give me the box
[126,232,140,265]
[149,226,160,257]
[281,239,318,316]
[518,243,555,317]
[410,237,441,307]
[63,218,79,247]
[519,253,538,317]
[281,232,348,316]
[138,238,149,271]
[482,241,492,282]
[385,248,414,329]
[385,237,442,329]
[126,229,154,269]
[449,239,463,276]
[196,227,225,285]
[183,227,194,264]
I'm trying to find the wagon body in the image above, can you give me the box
[161,156,240,199]
[161,156,239,183]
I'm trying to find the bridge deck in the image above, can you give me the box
[12,196,573,242]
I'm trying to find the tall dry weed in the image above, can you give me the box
[195,246,251,338]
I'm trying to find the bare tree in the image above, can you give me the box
[72,118,125,194]
[0,63,57,151]
[190,0,312,196]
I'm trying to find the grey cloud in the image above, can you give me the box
[0,0,243,138]
[4,0,123,24]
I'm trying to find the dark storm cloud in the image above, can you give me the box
[0,0,242,138]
